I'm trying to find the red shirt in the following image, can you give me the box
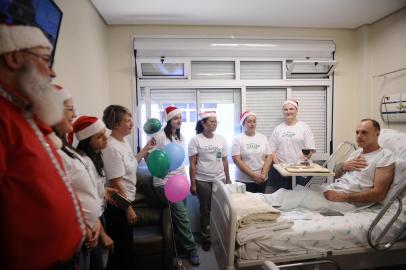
[0,84,84,270]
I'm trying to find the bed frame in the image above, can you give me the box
[211,179,406,270]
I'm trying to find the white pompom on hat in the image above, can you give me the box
[239,111,256,126]
[282,100,299,109]
[54,84,72,101]
[0,24,53,55]
[164,106,182,122]
[199,111,217,120]
[73,116,106,141]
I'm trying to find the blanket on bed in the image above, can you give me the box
[230,193,281,229]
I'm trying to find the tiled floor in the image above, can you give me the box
[178,242,219,270]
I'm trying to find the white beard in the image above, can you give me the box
[16,62,63,126]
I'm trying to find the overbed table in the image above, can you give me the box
[273,163,335,188]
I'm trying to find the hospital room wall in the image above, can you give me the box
[52,1,404,149]
[106,25,361,147]
[52,0,110,119]
[358,8,406,132]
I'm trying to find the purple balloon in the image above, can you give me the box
[164,175,190,203]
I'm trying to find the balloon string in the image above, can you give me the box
[167,200,187,270]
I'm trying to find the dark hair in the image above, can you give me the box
[52,127,77,159]
[103,105,132,130]
[195,118,209,134]
[76,137,105,177]
[361,118,381,131]
[164,120,181,142]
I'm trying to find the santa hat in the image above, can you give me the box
[164,106,182,122]
[0,24,52,55]
[240,111,256,126]
[282,100,299,109]
[54,84,72,101]
[199,111,217,120]
[73,116,106,141]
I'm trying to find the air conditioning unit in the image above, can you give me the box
[286,60,337,78]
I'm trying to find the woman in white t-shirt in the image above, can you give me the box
[232,111,273,193]
[52,86,102,270]
[151,106,199,265]
[101,105,154,270]
[73,116,115,269]
[268,100,316,190]
[188,111,230,251]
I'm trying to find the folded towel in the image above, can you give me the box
[230,193,280,228]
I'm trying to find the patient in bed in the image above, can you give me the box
[264,119,395,213]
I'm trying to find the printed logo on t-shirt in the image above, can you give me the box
[246,143,260,150]
[282,131,296,138]
[204,145,218,152]
[216,148,222,160]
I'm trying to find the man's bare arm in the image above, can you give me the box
[324,164,395,203]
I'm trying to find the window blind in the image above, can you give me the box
[291,87,327,154]
[246,88,286,136]
[191,61,235,80]
[240,61,282,80]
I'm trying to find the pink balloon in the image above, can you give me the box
[164,175,190,203]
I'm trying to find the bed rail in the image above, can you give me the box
[367,180,406,250]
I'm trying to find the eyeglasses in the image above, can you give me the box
[64,107,76,114]
[22,50,53,68]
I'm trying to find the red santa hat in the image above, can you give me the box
[164,106,182,122]
[54,84,72,101]
[0,24,52,55]
[282,100,299,109]
[199,111,217,120]
[240,111,256,126]
[73,116,106,141]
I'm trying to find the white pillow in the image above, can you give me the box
[382,159,406,205]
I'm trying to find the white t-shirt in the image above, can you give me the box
[152,130,186,187]
[59,148,102,227]
[102,136,138,201]
[269,121,315,164]
[85,156,106,215]
[231,132,272,183]
[188,133,228,182]
[325,148,395,193]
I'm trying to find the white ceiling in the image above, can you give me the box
[91,0,406,29]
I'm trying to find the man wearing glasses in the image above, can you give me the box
[0,24,85,270]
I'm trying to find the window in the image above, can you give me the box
[134,37,334,162]
[240,61,282,80]
[245,88,286,135]
[139,88,241,164]
[291,87,328,155]
[191,61,235,80]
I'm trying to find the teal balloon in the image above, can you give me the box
[147,149,170,178]
[164,143,185,171]
[143,118,162,134]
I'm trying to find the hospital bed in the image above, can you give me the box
[211,129,406,270]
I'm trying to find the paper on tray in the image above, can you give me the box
[284,163,332,173]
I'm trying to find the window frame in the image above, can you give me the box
[134,56,333,161]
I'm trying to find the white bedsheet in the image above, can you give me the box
[236,208,379,260]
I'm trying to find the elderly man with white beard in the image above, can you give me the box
[0,24,85,270]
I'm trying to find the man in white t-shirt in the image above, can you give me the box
[323,118,395,203]
[265,119,395,212]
